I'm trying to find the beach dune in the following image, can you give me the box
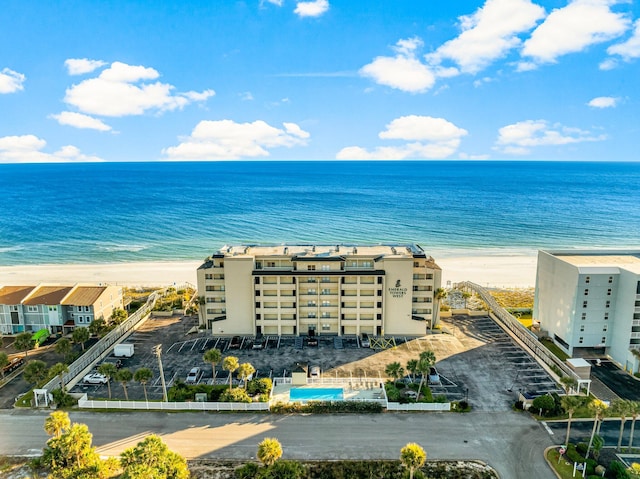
[0,254,537,289]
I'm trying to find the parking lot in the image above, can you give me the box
[71,312,562,410]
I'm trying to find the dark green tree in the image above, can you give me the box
[14,332,34,357]
[116,368,133,400]
[49,362,69,391]
[223,356,239,390]
[23,360,48,385]
[54,338,73,362]
[202,348,222,382]
[110,308,128,325]
[72,327,90,352]
[98,363,118,400]
[532,394,555,417]
[120,434,189,479]
[134,368,154,401]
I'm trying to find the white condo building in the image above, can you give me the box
[534,250,640,371]
[197,244,442,337]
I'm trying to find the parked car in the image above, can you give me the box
[310,365,321,378]
[2,357,24,375]
[83,372,108,384]
[360,332,370,348]
[185,367,202,384]
[307,330,318,347]
[428,367,440,384]
[229,336,242,349]
[252,335,265,350]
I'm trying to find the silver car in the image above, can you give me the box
[83,372,108,384]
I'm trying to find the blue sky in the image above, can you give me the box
[1,0,639,163]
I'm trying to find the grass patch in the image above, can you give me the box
[15,389,34,408]
[540,337,570,361]
[546,448,579,479]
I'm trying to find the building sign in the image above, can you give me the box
[388,279,408,298]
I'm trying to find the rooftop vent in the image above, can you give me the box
[284,247,289,255]
[352,247,357,254]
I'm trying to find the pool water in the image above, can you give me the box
[289,387,344,402]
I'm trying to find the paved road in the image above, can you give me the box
[0,409,556,478]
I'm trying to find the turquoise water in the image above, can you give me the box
[289,387,344,402]
[1,161,639,265]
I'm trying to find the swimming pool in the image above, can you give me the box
[289,387,344,402]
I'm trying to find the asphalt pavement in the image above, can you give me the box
[0,409,556,478]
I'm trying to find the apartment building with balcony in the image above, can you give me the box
[197,244,442,337]
[534,250,640,371]
[0,284,123,335]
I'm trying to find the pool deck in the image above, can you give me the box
[271,378,387,403]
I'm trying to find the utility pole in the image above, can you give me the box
[154,344,168,402]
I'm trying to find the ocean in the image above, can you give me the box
[1,161,639,266]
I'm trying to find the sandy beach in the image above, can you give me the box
[0,254,537,289]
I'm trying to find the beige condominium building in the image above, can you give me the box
[534,250,640,371]
[0,284,123,335]
[197,244,442,338]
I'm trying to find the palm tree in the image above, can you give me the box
[203,348,222,382]
[23,360,48,385]
[587,399,608,457]
[385,362,404,386]
[433,288,447,328]
[134,368,153,401]
[406,359,418,383]
[628,401,640,449]
[14,332,33,358]
[223,356,239,390]
[71,327,90,352]
[98,363,118,400]
[416,350,436,396]
[115,368,133,400]
[400,442,426,479]
[44,411,71,439]
[561,395,584,448]
[612,399,632,451]
[257,437,282,467]
[197,296,206,327]
[49,363,69,391]
[54,338,72,362]
[237,362,256,389]
[462,291,472,309]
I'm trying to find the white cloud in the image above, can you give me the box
[163,119,310,160]
[587,96,618,108]
[495,119,606,154]
[64,61,214,117]
[50,111,113,131]
[262,0,283,5]
[427,0,545,74]
[521,0,630,65]
[0,68,25,94]
[336,115,467,160]
[294,0,329,17]
[360,38,436,93]
[599,58,618,70]
[240,91,254,101]
[64,58,106,75]
[607,18,640,61]
[0,135,103,164]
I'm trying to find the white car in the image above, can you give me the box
[83,372,108,384]
[185,367,202,384]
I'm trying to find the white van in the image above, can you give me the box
[360,333,370,348]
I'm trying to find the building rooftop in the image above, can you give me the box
[62,286,107,306]
[212,243,429,259]
[547,251,640,274]
[0,286,37,305]
[23,286,74,306]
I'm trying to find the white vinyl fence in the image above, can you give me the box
[386,402,451,411]
[77,394,269,412]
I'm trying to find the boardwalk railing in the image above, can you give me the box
[43,284,192,393]
[386,402,450,411]
[460,281,577,381]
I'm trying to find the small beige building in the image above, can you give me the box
[0,284,123,335]
[197,244,442,337]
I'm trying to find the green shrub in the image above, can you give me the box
[609,460,631,479]
[565,444,586,464]
[51,388,76,408]
[258,460,305,479]
[576,443,588,456]
[270,401,383,414]
[247,377,272,396]
[235,462,259,479]
[219,388,252,403]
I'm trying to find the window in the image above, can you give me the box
[584,289,589,296]
[608,276,613,283]
[603,324,608,332]
[77,306,83,312]
[607,289,612,296]
[413,261,420,267]
[426,274,434,280]
[307,265,316,271]
[267,261,276,268]
[28,306,37,312]
[308,312,316,318]
[606,301,610,308]
[255,314,261,320]
[322,277,331,283]
[585,276,590,284]
[321,289,331,295]
[580,325,585,332]
[583,301,588,308]
[321,265,330,271]
[255,302,261,308]
[322,324,331,331]
[322,312,330,318]
[604,313,609,320]
[206,297,214,303]
[205,274,213,279]
[602,337,606,343]
[308,301,316,307]
[206,285,215,291]
[579,337,584,344]
[581,313,586,320]
[322,301,330,307]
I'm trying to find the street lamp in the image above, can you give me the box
[153,344,168,402]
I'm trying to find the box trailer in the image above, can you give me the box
[113,343,134,357]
